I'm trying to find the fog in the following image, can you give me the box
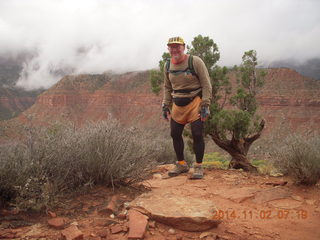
[0,0,319,89]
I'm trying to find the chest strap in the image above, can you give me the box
[173,87,201,93]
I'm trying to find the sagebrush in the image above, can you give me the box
[0,119,175,210]
[271,134,320,185]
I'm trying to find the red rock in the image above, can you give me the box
[117,211,127,220]
[264,181,288,186]
[0,229,17,239]
[129,190,221,232]
[176,235,183,240]
[99,195,119,215]
[7,69,319,138]
[61,225,83,240]
[110,224,123,234]
[48,217,67,229]
[47,211,57,218]
[148,221,156,228]
[97,229,109,237]
[0,209,19,216]
[128,209,148,239]
[28,233,47,238]
[122,224,129,232]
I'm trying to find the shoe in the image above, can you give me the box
[191,164,204,179]
[168,162,190,177]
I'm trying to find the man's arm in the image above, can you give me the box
[193,56,212,107]
[162,62,173,107]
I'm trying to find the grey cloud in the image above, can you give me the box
[0,0,319,89]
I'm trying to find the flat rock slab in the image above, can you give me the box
[267,199,303,209]
[213,187,258,203]
[253,187,291,204]
[129,189,221,232]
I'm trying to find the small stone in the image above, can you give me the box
[97,229,109,237]
[127,209,148,239]
[124,202,130,209]
[110,214,115,219]
[264,181,287,186]
[269,172,284,177]
[61,225,83,240]
[47,211,57,218]
[48,217,67,229]
[148,220,156,228]
[200,231,214,239]
[99,195,119,215]
[153,173,162,180]
[117,210,127,220]
[111,224,123,234]
[168,228,176,234]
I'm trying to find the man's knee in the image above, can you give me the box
[192,131,203,141]
[171,130,182,140]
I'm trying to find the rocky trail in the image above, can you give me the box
[1,165,320,240]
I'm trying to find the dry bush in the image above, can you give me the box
[271,134,320,185]
[149,129,194,165]
[0,119,169,210]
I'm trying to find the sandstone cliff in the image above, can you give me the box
[2,68,320,139]
[0,87,38,120]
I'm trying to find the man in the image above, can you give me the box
[162,36,212,179]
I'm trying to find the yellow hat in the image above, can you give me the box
[167,36,185,45]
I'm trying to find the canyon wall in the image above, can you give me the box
[3,68,319,138]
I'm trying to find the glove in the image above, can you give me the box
[162,104,170,120]
[200,105,210,121]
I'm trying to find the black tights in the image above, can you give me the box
[170,118,204,163]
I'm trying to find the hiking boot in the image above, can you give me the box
[191,164,204,179]
[168,162,189,177]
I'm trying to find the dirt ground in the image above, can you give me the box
[1,167,319,240]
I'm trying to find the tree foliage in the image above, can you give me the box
[150,52,170,95]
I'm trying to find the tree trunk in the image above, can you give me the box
[209,120,264,173]
[228,154,258,173]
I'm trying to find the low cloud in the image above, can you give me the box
[0,0,319,89]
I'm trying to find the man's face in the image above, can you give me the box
[168,44,185,60]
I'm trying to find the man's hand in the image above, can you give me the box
[162,104,170,121]
[200,105,210,122]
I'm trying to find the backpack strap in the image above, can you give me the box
[188,55,198,78]
[165,55,198,80]
[165,58,170,80]
[188,55,194,72]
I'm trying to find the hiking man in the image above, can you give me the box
[162,36,212,179]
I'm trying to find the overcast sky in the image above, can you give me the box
[1,0,319,89]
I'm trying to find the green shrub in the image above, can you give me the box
[0,119,168,210]
[203,152,229,169]
[271,134,320,185]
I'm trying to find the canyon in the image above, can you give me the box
[1,68,320,142]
